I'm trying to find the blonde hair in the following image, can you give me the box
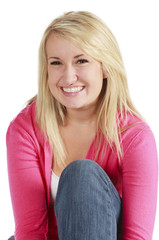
[30,11,142,167]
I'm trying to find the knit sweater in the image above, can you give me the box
[6,101,158,240]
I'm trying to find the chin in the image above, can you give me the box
[65,105,84,110]
[62,101,86,110]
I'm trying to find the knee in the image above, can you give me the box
[56,159,111,201]
[54,159,121,225]
[62,159,96,175]
[55,159,106,212]
[57,159,98,191]
[60,159,110,184]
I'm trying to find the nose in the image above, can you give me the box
[62,64,77,85]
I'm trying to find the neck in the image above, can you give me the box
[65,106,97,126]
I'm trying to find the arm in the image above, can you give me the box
[121,126,158,239]
[6,120,48,240]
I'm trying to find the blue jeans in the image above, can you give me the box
[8,159,122,240]
[54,159,122,240]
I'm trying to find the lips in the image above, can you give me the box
[60,86,85,97]
[62,86,84,93]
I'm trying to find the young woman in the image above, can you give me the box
[7,11,158,240]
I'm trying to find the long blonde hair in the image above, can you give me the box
[30,11,142,167]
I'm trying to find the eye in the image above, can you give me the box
[50,61,61,65]
[77,59,88,64]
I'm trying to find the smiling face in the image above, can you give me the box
[46,34,105,111]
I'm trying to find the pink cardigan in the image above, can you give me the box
[6,102,158,240]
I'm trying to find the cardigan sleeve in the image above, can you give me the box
[6,120,48,240]
[121,126,158,240]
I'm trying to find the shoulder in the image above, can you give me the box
[118,112,157,157]
[6,101,44,147]
[119,112,149,145]
[119,113,158,166]
[9,101,36,127]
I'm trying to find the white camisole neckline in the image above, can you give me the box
[50,170,60,201]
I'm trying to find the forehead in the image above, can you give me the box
[46,33,84,57]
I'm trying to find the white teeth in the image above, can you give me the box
[62,87,83,93]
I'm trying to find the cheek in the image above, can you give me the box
[47,73,57,97]
[94,71,104,96]
[48,69,58,87]
[93,68,104,87]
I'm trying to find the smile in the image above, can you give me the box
[62,87,84,93]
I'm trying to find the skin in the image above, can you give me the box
[46,34,106,175]
[46,34,105,112]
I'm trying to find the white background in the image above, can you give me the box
[0,0,158,239]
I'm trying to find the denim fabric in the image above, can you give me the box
[8,159,122,240]
[54,159,122,240]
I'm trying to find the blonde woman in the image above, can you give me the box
[7,11,158,240]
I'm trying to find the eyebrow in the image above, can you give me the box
[48,54,84,60]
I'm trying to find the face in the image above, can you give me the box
[46,34,105,111]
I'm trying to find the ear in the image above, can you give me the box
[102,70,107,79]
[103,73,107,80]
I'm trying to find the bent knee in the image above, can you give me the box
[59,159,111,188]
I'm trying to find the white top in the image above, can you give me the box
[50,170,60,201]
